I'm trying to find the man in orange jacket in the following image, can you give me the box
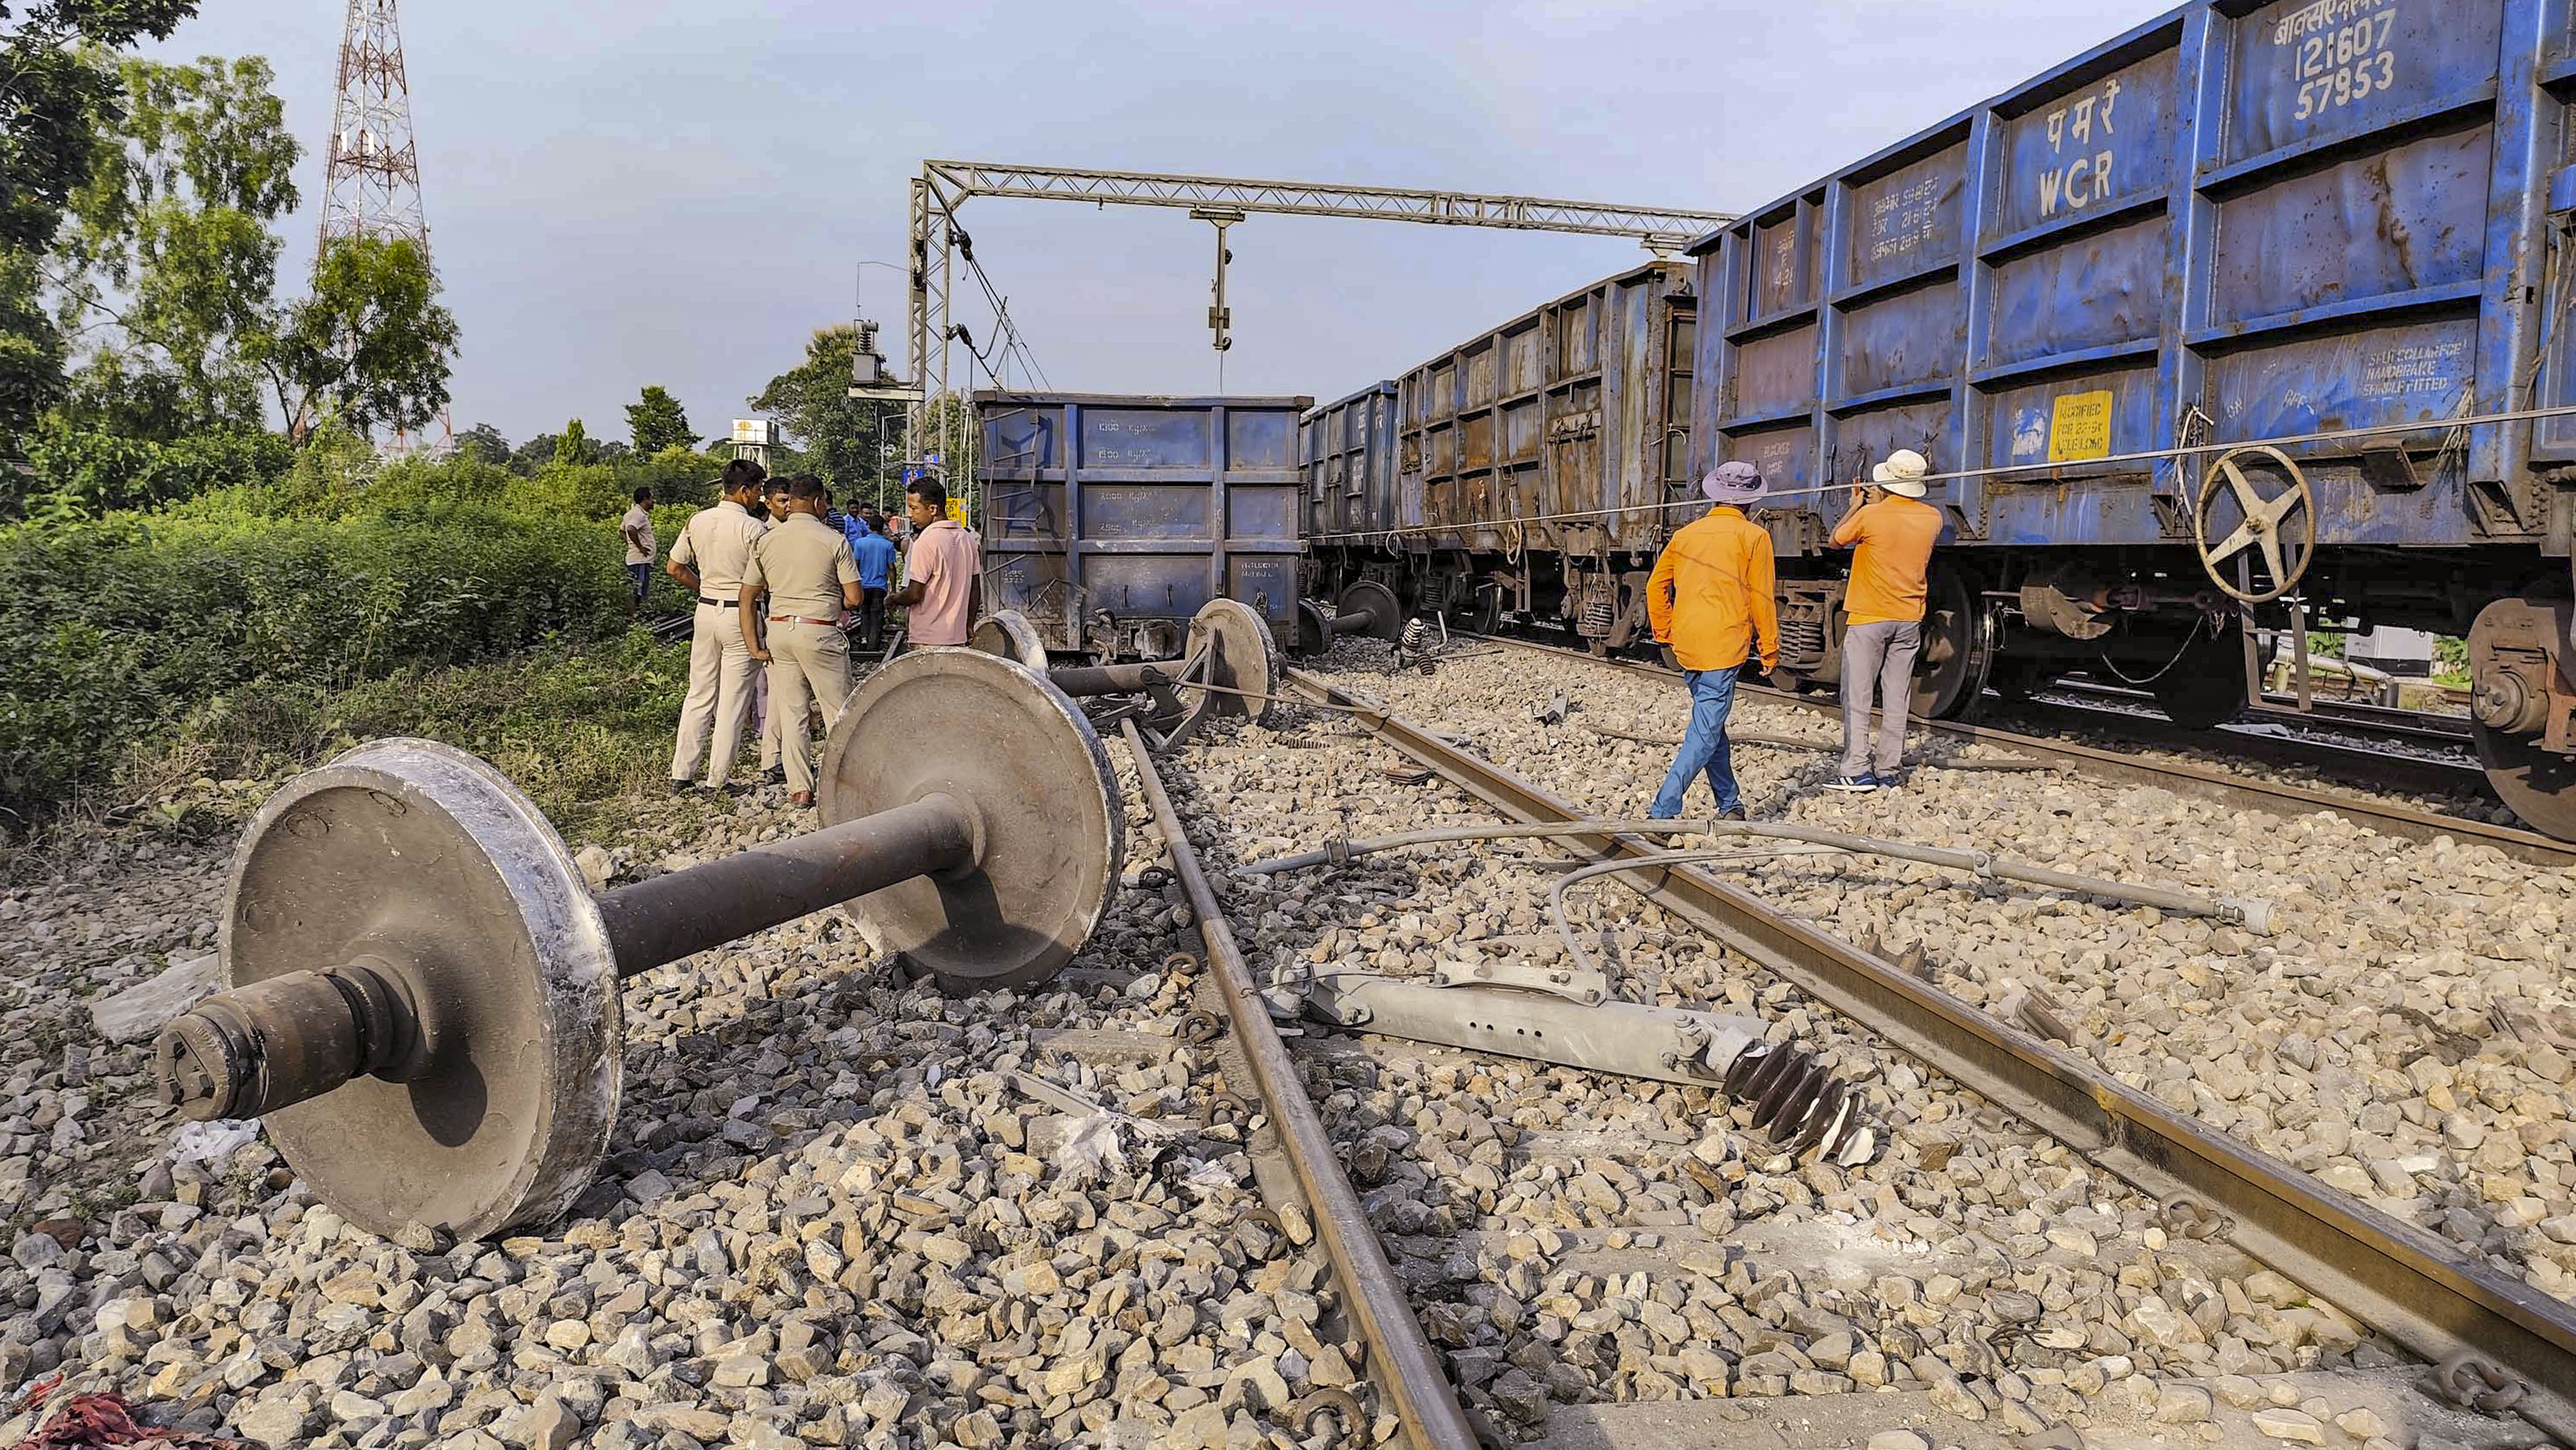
[1827,448,1944,791]
[1645,462,1781,821]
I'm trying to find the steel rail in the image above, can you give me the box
[1286,667,2576,1442]
[1460,632,2576,866]
[2044,676,2478,746]
[2006,696,2487,799]
[1117,719,1484,1450]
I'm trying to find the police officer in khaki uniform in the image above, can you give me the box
[665,459,771,793]
[741,476,863,807]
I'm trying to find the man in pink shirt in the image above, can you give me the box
[889,478,980,648]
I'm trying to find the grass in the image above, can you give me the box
[5,626,700,877]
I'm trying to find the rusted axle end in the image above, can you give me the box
[155,960,418,1121]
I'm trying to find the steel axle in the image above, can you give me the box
[1296,580,1403,657]
[156,794,983,1124]
[972,598,1282,746]
[143,648,1125,1240]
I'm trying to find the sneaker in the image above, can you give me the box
[1875,771,1905,790]
[704,781,750,798]
[669,779,693,796]
[763,766,786,786]
[1824,773,1880,793]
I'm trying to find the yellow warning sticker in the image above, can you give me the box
[947,498,970,526]
[2047,390,2113,462]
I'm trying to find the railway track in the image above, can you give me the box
[2029,677,2482,780]
[12,640,2571,1450]
[1461,631,2572,869]
[2043,676,2477,749]
[1125,654,2576,1448]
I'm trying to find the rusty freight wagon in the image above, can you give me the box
[1692,0,2576,837]
[976,392,1311,662]
[1307,260,1700,650]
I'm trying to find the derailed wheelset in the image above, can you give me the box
[972,596,1283,748]
[149,649,1125,1241]
[1293,580,1404,658]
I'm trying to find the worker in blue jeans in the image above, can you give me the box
[1644,463,1782,820]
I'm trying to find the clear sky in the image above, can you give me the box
[149,0,2174,449]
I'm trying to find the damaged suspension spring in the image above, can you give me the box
[1722,1040,1863,1162]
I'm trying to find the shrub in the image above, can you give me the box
[121,631,691,843]
[6,427,294,521]
[0,429,747,829]
[0,499,632,823]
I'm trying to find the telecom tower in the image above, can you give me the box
[316,0,449,446]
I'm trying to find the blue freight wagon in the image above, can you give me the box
[1307,261,1701,650]
[977,392,1311,662]
[1692,0,2576,835]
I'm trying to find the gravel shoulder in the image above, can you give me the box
[4,637,2571,1448]
[1,763,1379,1450]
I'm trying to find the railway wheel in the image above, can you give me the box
[2469,595,2576,840]
[2475,724,2576,839]
[1909,564,1995,721]
[2146,628,2249,730]
[1986,657,2053,704]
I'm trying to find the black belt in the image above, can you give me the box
[699,596,738,608]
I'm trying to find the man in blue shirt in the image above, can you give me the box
[844,506,898,651]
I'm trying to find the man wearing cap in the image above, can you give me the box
[1827,448,1945,792]
[742,477,865,808]
[1644,461,1780,822]
[665,458,771,794]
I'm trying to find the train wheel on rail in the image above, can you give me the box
[1909,563,1996,720]
[2144,626,2250,730]
[1986,657,2052,704]
[2469,595,2576,840]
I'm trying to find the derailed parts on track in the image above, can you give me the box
[1297,971,1878,1168]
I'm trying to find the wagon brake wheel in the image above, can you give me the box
[2194,445,2315,604]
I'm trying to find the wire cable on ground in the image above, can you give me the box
[1236,817,2274,931]
[1306,397,2576,545]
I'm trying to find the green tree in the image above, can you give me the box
[749,325,897,498]
[454,422,511,468]
[0,251,68,439]
[0,3,198,252]
[256,234,458,441]
[509,434,553,475]
[0,2,201,439]
[625,385,694,455]
[553,419,593,467]
[42,53,300,439]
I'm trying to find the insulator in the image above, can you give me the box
[1721,1043,1872,1164]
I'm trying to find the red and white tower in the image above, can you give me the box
[317,0,449,445]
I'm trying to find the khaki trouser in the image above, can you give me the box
[753,657,779,773]
[1839,619,1921,778]
[672,603,756,786]
[767,620,854,797]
